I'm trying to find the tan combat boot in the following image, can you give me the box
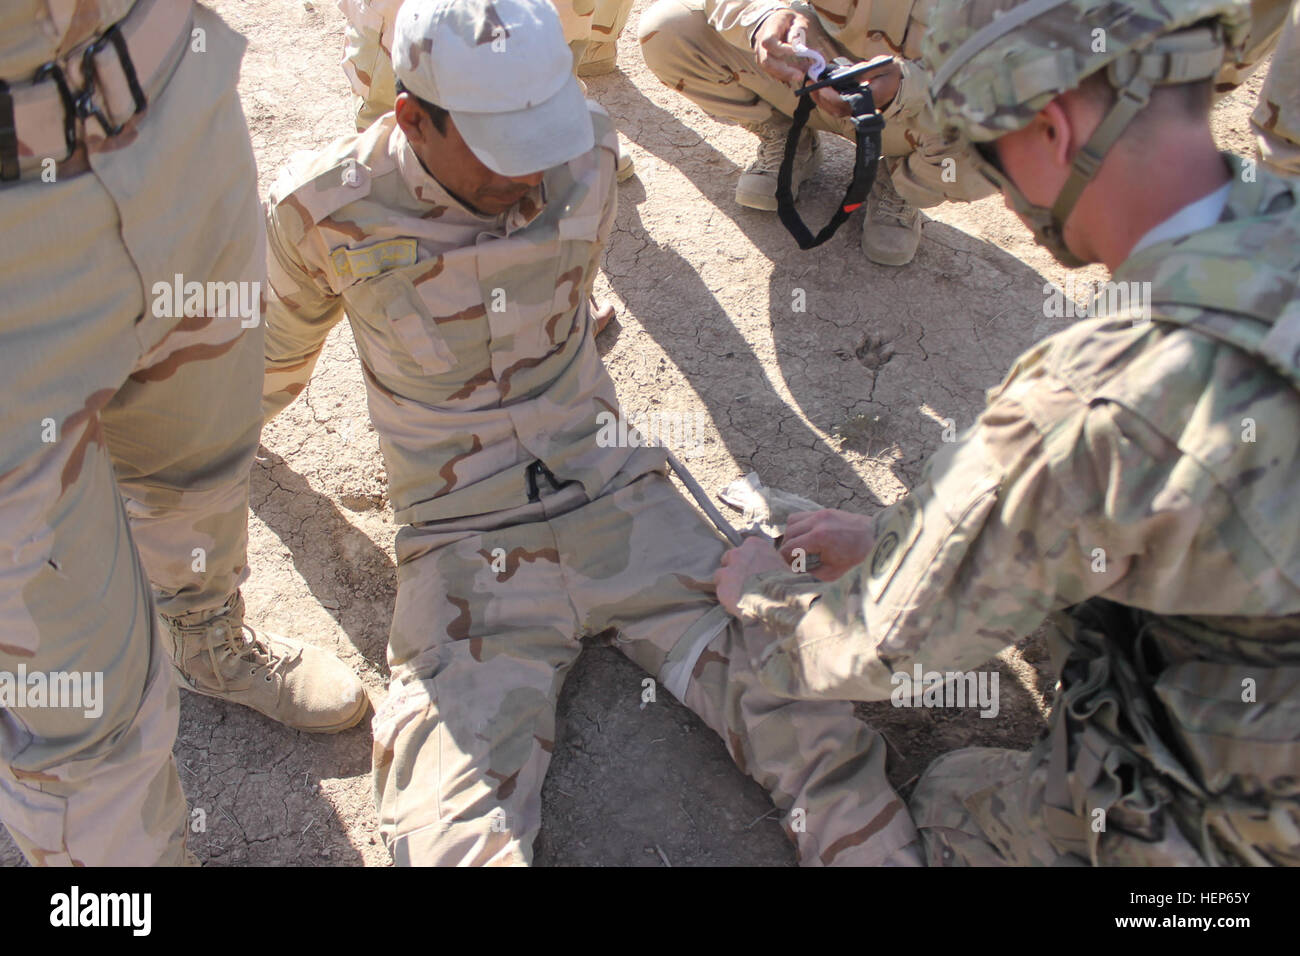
[861,172,922,266]
[576,39,618,77]
[162,592,369,734]
[736,116,820,212]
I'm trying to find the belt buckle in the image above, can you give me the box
[75,22,149,138]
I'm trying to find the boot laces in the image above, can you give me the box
[747,121,811,175]
[871,175,914,227]
[201,620,293,692]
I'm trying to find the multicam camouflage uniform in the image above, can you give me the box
[0,0,264,865]
[341,0,636,130]
[262,100,918,865]
[1250,0,1300,175]
[738,0,1300,866]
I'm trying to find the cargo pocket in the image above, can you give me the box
[373,272,462,376]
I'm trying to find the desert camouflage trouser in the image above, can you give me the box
[1252,0,1300,177]
[0,6,264,866]
[373,449,917,865]
[343,0,636,131]
[636,0,996,209]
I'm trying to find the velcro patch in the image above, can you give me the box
[331,239,418,281]
[867,495,922,602]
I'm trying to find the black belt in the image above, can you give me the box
[525,460,575,502]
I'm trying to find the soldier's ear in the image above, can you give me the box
[395,93,431,148]
[1037,99,1076,170]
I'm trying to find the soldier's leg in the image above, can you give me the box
[908,746,1069,866]
[0,136,189,871]
[374,509,583,865]
[559,461,919,865]
[577,0,635,75]
[1251,0,1300,177]
[341,0,403,130]
[101,3,365,734]
[639,0,851,134]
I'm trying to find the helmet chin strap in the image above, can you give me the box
[996,26,1228,268]
[1003,73,1156,268]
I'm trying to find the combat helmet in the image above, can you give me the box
[923,0,1252,265]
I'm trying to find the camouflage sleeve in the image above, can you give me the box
[737,368,1140,701]
[261,200,347,423]
[582,107,620,308]
[340,0,403,130]
[703,0,791,52]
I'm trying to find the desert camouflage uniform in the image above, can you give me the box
[1250,0,1300,175]
[262,104,917,865]
[739,156,1300,865]
[637,0,998,208]
[341,0,636,130]
[0,0,264,864]
[1217,0,1292,88]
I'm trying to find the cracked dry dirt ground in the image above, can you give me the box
[0,0,1272,867]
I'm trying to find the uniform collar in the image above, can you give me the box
[1117,153,1289,275]
[1129,181,1230,257]
[391,124,546,233]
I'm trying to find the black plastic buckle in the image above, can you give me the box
[75,23,148,138]
[0,79,16,182]
[32,62,77,160]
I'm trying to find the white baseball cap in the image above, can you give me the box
[392,0,595,176]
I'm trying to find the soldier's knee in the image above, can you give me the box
[637,0,705,81]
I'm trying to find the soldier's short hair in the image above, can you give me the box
[1074,70,1215,137]
[394,79,450,134]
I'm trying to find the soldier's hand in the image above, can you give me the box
[752,12,901,119]
[714,535,789,616]
[780,509,874,582]
[753,10,835,89]
[805,58,901,118]
[856,59,902,112]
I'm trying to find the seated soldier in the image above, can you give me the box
[263,0,918,865]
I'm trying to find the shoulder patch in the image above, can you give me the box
[867,495,923,602]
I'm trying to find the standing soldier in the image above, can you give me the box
[0,0,366,866]
[341,0,636,179]
[263,0,920,866]
[637,0,998,265]
[715,0,1300,865]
